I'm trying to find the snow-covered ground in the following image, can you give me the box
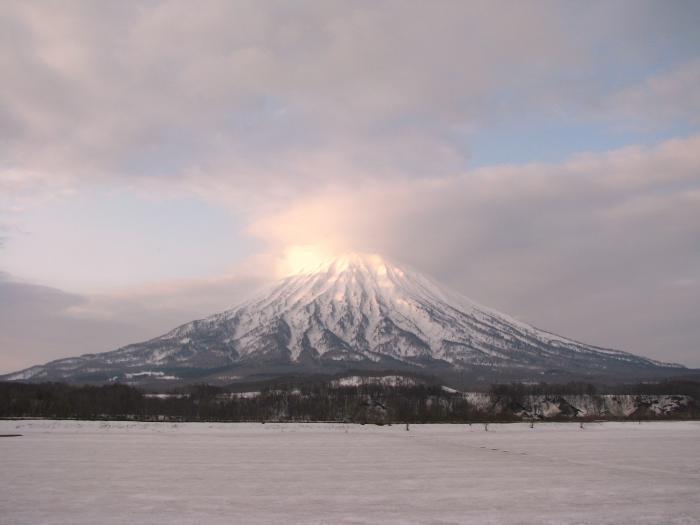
[1,421,699,524]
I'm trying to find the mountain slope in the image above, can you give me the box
[1,253,683,384]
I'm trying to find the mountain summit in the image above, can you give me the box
[2,252,683,384]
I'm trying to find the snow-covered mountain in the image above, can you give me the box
[1,253,684,384]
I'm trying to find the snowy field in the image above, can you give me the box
[1,421,699,524]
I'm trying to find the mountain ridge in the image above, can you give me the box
[1,252,684,384]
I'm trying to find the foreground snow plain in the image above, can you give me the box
[1,420,699,524]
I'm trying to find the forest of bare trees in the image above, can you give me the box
[1,378,698,423]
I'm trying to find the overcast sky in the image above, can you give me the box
[1,0,699,373]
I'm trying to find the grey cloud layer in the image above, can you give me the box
[0,272,264,373]
[2,1,699,206]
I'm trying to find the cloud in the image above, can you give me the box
[602,59,700,129]
[0,269,265,374]
[249,135,700,366]
[1,0,699,210]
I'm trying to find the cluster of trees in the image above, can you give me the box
[610,379,700,400]
[0,382,142,420]
[0,381,488,422]
[1,378,697,422]
[490,381,598,399]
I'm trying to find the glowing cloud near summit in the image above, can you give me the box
[275,245,337,277]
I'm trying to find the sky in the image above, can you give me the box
[1,0,699,373]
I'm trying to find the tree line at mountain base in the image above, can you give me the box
[1,379,698,423]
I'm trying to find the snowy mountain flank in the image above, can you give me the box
[2,253,684,385]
